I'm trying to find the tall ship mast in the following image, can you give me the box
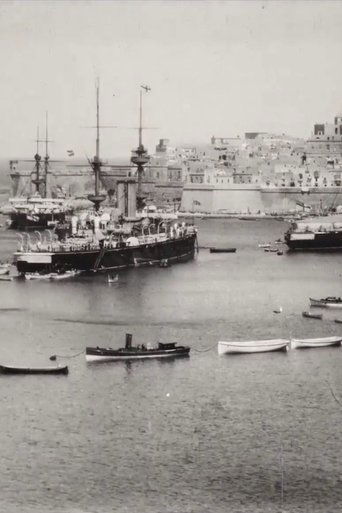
[87,79,106,211]
[131,85,151,211]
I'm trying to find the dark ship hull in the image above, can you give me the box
[285,231,342,250]
[86,346,190,361]
[15,233,197,274]
[10,212,67,230]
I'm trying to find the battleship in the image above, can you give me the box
[13,83,198,275]
[3,117,74,230]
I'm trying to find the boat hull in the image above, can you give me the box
[86,346,190,362]
[209,248,236,253]
[285,231,342,251]
[310,298,342,308]
[218,339,289,355]
[302,311,323,319]
[0,364,69,374]
[15,234,197,274]
[291,337,342,349]
[10,212,66,230]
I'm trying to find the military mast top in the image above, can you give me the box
[31,126,44,194]
[87,79,106,211]
[131,85,151,210]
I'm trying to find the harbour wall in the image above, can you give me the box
[181,184,342,213]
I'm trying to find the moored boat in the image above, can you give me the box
[0,364,69,374]
[302,311,323,319]
[218,339,289,355]
[291,336,342,349]
[0,263,11,275]
[310,297,342,308]
[86,334,190,362]
[25,272,54,280]
[49,270,82,280]
[209,247,236,253]
[285,221,342,250]
[107,273,119,283]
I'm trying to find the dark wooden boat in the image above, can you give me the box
[209,247,236,253]
[302,311,323,320]
[86,333,190,362]
[0,364,69,375]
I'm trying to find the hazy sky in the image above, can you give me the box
[0,0,342,159]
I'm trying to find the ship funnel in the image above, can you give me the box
[117,179,137,218]
[125,333,132,349]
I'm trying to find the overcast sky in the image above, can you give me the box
[0,0,342,159]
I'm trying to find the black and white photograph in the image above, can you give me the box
[0,1,341,512]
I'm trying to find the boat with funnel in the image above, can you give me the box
[86,334,190,362]
[13,84,198,276]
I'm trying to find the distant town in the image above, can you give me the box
[6,111,342,215]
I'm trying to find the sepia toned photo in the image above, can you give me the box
[0,1,341,512]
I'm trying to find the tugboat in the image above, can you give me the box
[13,83,198,275]
[86,333,190,362]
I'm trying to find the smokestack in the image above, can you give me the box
[125,333,132,349]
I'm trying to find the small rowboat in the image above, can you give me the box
[0,364,69,375]
[50,270,81,280]
[302,311,323,320]
[291,336,342,349]
[0,264,10,276]
[210,247,236,253]
[218,339,289,355]
[310,297,342,308]
[25,273,53,280]
[107,273,119,283]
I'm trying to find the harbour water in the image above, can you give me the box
[0,218,341,512]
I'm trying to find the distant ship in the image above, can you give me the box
[3,116,74,230]
[14,83,198,275]
[6,193,73,230]
[285,219,342,250]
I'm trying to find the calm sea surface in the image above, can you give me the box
[0,217,341,513]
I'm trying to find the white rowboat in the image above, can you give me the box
[291,336,342,349]
[50,270,81,280]
[218,339,289,355]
